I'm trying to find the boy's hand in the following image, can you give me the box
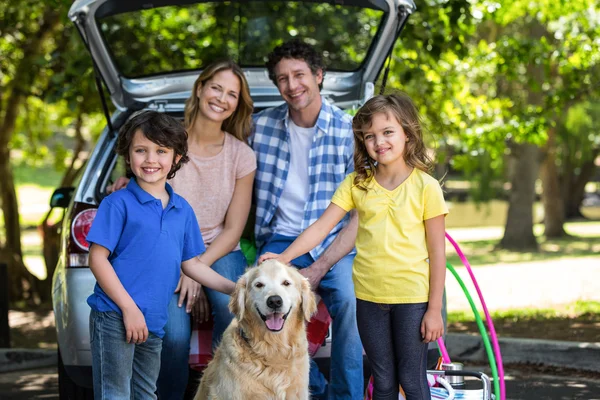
[420,309,444,343]
[258,252,286,264]
[122,306,148,344]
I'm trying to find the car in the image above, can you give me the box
[50,0,415,397]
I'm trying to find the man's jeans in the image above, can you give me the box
[90,310,162,400]
[157,250,247,399]
[260,234,364,400]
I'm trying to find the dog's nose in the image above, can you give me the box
[267,295,283,310]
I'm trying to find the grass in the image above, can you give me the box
[448,301,600,342]
[446,222,600,266]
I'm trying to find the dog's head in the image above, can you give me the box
[230,260,317,332]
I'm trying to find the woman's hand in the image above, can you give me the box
[420,309,444,343]
[257,252,287,264]
[106,176,130,194]
[175,273,202,314]
[192,289,210,322]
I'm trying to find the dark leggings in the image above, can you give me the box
[356,299,430,400]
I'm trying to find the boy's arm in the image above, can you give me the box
[89,244,148,344]
[258,203,348,266]
[181,257,236,295]
[422,215,446,343]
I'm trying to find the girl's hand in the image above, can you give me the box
[122,306,148,344]
[258,252,286,264]
[192,289,210,322]
[175,273,202,313]
[420,309,444,343]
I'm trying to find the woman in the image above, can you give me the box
[109,59,256,400]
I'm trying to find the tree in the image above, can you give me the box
[0,1,67,302]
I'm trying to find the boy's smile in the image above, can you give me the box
[128,129,180,194]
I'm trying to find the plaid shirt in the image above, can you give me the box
[250,97,355,258]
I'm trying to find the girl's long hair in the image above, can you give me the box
[352,92,433,190]
[184,59,253,142]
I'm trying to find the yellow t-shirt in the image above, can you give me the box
[331,169,448,303]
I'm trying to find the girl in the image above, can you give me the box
[109,59,256,399]
[259,93,448,400]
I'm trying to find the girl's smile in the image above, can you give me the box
[363,111,408,167]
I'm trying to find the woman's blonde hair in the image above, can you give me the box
[352,92,433,189]
[184,59,253,142]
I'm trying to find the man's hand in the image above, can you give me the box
[175,273,202,313]
[299,265,327,290]
[106,176,130,194]
[420,309,444,343]
[122,306,148,344]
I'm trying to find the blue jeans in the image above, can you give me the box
[260,235,364,400]
[356,300,430,400]
[157,250,247,399]
[156,293,191,400]
[203,249,247,349]
[90,310,162,400]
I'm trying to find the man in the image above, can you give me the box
[251,39,363,400]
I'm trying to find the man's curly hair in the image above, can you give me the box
[266,39,326,91]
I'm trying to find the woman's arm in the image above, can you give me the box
[88,244,148,344]
[258,203,348,265]
[198,171,255,266]
[421,215,446,343]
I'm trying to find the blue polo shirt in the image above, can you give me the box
[86,178,205,338]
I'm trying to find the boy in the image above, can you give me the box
[86,110,235,399]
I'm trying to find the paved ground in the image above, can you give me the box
[2,365,600,400]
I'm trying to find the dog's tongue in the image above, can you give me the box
[265,313,285,331]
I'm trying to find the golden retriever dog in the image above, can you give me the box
[194,259,318,400]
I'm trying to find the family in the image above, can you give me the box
[86,39,448,400]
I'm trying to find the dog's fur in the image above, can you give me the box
[194,260,318,400]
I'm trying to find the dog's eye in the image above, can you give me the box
[282,280,291,286]
[255,282,264,288]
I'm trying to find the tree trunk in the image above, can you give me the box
[36,111,88,302]
[564,152,599,220]
[0,10,62,304]
[500,142,540,250]
[540,127,566,237]
[0,155,37,303]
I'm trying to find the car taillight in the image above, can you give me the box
[71,208,97,251]
[67,206,97,267]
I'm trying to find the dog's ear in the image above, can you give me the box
[300,277,317,322]
[229,276,247,321]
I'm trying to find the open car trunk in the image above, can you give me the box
[69,0,415,111]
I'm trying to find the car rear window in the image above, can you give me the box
[98,1,385,78]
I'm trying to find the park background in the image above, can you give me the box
[1,0,600,349]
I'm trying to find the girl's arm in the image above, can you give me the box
[88,244,148,344]
[258,203,348,265]
[197,172,254,266]
[181,257,236,295]
[421,215,446,343]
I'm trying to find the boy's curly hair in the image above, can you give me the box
[352,93,433,190]
[266,39,326,90]
[116,111,189,180]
